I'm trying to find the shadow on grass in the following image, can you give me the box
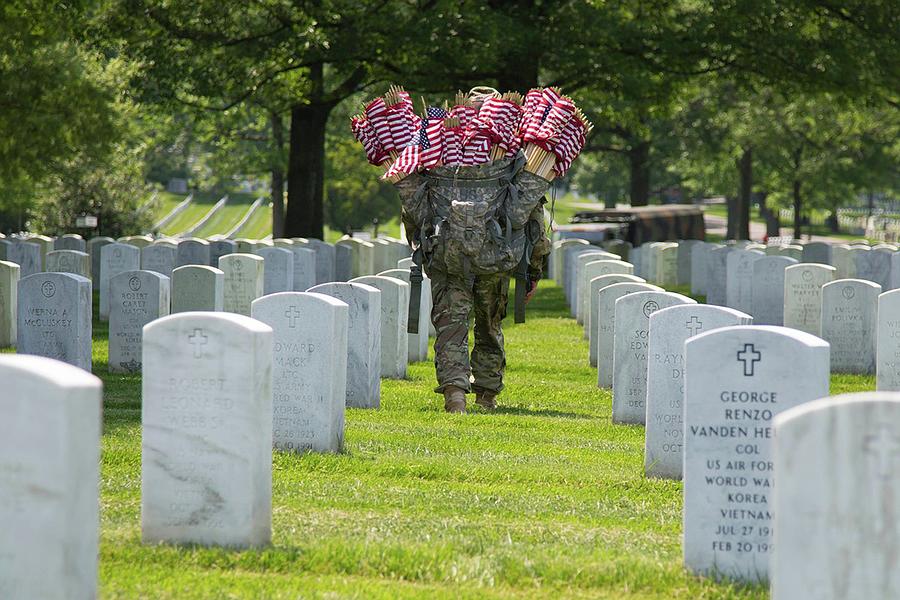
[491,406,595,419]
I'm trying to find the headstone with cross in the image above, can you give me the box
[142,312,274,547]
[99,243,140,321]
[595,282,661,386]
[821,279,880,374]
[611,291,695,424]
[308,282,381,408]
[17,272,92,372]
[750,255,797,326]
[644,304,751,480]
[219,253,264,316]
[350,275,409,379]
[108,270,170,373]
[0,355,102,598]
[683,325,830,582]
[773,392,900,599]
[588,274,647,366]
[783,263,836,335]
[252,292,348,453]
[0,260,19,348]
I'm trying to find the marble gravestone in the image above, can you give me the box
[889,253,900,290]
[573,251,616,319]
[87,236,114,282]
[54,233,86,252]
[552,239,589,284]
[6,241,41,278]
[299,239,336,284]
[0,260,19,347]
[564,246,600,304]
[595,282,661,387]
[142,312,273,547]
[750,256,797,326]
[235,239,259,254]
[777,245,803,261]
[646,242,665,284]
[351,275,409,379]
[336,238,375,278]
[0,355,102,599]
[579,259,634,331]
[772,393,900,600]
[612,291,695,424]
[603,239,631,263]
[397,257,412,270]
[46,249,90,278]
[17,272,92,372]
[706,245,731,306]
[630,245,644,278]
[821,279,880,374]
[141,244,177,278]
[171,265,224,313]
[876,290,900,391]
[176,238,211,267]
[655,243,679,286]
[801,241,832,265]
[725,249,764,314]
[255,247,294,295]
[856,247,892,289]
[587,274,646,364]
[334,243,353,281]
[283,246,315,291]
[690,241,711,295]
[220,253,265,316]
[677,239,701,286]
[308,282,381,409]
[252,293,348,453]
[831,244,856,279]
[0,238,9,261]
[644,305,752,480]
[378,268,430,362]
[683,325,830,582]
[782,263,836,336]
[108,270,170,373]
[209,240,237,268]
[100,243,140,320]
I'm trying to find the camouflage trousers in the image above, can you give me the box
[429,270,510,395]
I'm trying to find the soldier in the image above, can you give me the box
[398,159,551,413]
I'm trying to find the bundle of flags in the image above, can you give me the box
[351,86,592,182]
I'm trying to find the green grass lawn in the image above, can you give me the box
[234,201,273,239]
[149,191,191,225]
[191,192,259,238]
[159,192,224,237]
[6,281,874,598]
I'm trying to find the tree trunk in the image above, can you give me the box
[793,179,803,239]
[285,102,330,239]
[270,111,285,239]
[726,195,737,240]
[735,147,752,240]
[628,141,651,206]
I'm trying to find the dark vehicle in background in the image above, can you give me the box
[554,205,705,245]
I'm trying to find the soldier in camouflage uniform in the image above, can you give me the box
[397,154,551,413]
[428,203,550,412]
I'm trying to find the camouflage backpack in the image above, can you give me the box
[396,153,549,277]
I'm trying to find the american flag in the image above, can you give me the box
[537,97,576,147]
[450,104,477,130]
[419,107,445,168]
[553,117,587,177]
[442,119,462,165]
[364,98,395,153]
[462,136,491,166]
[383,144,420,179]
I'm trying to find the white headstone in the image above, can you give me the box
[287,247,316,291]
[706,245,731,306]
[220,253,264,316]
[612,291,695,423]
[108,270,170,373]
[574,251,616,319]
[750,255,797,326]
[677,240,702,286]
[141,243,177,279]
[821,279,880,374]
[252,292,348,453]
[378,268,430,362]
[655,243,679,286]
[100,243,140,320]
[171,265,224,313]
[7,241,41,278]
[141,312,273,547]
[0,355,101,599]
[644,305,752,479]
[46,249,90,278]
[783,263,835,335]
[87,237,114,282]
[690,241,711,295]
[595,282,661,387]
[54,233,86,252]
[856,247,892,289]
[725,249,764,313]
[0,260,19,347]
[772,392,900,599]
[255,247,294,295]
[683,325,830,581]
[351,275,409,379]
[552,239,589,284]
[308,282,381,408]
[801,241,832,265]
[17,272,92,372]
[832,244,856,279]
[588,273,646,366]
[580,259,634,333]
[176,238,211,267]
[876,290,900,391]
[300,239,336,284]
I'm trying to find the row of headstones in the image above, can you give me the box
[549,237,900,596]
[557,237,900,387]
[0,232,412,285]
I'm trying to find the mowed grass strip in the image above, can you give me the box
[192,192,259,238]
[235,201,273,239]
[47,281,872,597]
[159,192,224,237]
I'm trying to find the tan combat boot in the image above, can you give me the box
[443,385,467,413]
[475,391,497,410]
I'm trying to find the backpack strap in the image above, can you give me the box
[408,239,423,335]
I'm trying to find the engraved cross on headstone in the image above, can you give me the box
[864,426,900,479]
[188,328,207,358]
[686,316,703,336]
[737,343,761,376]
[285,306,301,328]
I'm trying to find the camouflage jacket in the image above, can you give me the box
[397,155,551,280]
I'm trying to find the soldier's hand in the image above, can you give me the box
[525,280,538,304]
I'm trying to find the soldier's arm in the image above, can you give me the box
[527,200,551,281]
